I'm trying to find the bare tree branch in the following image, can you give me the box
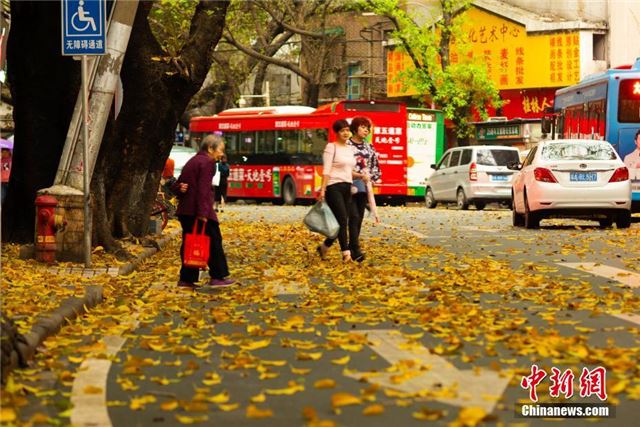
[223,32,312,82]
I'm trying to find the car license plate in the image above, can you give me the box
[569,172,597,182]
[491,174,508,182]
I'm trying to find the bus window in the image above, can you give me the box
[618,79,640,122]
[278,130,300,154]
[223,132,239,153]
[238,132,256,155]
[300,129,328,157]
[257,130,276,154]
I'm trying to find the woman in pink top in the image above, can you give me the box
[317,119,356,262]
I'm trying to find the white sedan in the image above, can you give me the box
[511,139,632,229]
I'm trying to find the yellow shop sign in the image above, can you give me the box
[387,6,581,96]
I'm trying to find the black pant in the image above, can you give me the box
[324,182,351,251]
[178,215,229,282]
[349,191,367,256]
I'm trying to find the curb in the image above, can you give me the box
[117,228,181,275]
[2,285,103,386]
[2,229,181,386]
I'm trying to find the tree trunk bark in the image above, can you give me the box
[2,1,80,242]
[304,83,320,108]
[91,0,228,249]
[251,62,269,107]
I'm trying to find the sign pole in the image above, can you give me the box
[81,54,91,268]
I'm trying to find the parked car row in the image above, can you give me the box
[425,140,633,229]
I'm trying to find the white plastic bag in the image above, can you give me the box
[303,201,340,239]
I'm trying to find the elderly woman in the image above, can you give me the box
[172,135,234,288]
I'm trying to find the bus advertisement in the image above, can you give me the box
[549,57,640,208]
[189,101,444,205]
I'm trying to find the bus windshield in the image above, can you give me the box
[618,79,640,123]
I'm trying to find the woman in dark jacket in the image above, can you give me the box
[172,135,234,288]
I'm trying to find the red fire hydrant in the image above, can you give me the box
[35,195,67,263]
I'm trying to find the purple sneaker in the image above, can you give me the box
[208,278,234,287]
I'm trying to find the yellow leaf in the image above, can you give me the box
[302,406,318,421]
[0,408,16,422]
[250,393,266,403]
[151,325,171,335]
[296,351,322,361]
[130,395,157,410]
[265,381,304,396]
[240,339,271,351]
[206,391,230,404]
[83,385,103,394]
[339,344,363,352]
[362,404,385,416]
[331,392,361,408]
[212,336,236,346]
[161,400,179,411]
[175,414,208,424]
[68,356,84,364]
[331,355,350,365]
[609,380,629,394]
[259,371,280,380]
[202,372,222,386]
[290,366,311,375]
[283,315,305,329]
[261,359,287,367]
[314,379,336,389]
[217,403,240,412]
[412,407,446,421]
[455,407,486,426]
[246,404,273,419]
[28,412,51,424]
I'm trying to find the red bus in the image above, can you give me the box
[189,100,444,204]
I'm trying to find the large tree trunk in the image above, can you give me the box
[304,83,320,107]
[91,0,228,251]
[251,62,269,107]
[2,1,80,242]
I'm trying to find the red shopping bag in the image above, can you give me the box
[183,220,210,269]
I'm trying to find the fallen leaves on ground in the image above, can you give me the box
[2,207,640,426]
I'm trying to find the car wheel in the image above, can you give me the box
[524,192,540,229]
[512,205,524,227]
[425,188,437,209]
[475,202,486,210]
[456,188,469,210]
[282,177,296,206]
[598,217,613,228]
[616,211,631,229]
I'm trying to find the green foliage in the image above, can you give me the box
[364,0,502,140]
[148,0,197,57]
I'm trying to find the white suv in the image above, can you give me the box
[425,145,520,210]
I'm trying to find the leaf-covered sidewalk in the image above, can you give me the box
[1,209,639,426]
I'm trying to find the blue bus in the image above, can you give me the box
[547,57,640,209]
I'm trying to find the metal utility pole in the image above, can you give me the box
[81,55,91,267]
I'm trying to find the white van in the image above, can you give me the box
[425,145,520,210]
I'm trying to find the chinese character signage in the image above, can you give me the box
[61,0,107,56]
[387,6,582,96]
[476,124,521,140]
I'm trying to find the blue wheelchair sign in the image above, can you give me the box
[61,0,106,55]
